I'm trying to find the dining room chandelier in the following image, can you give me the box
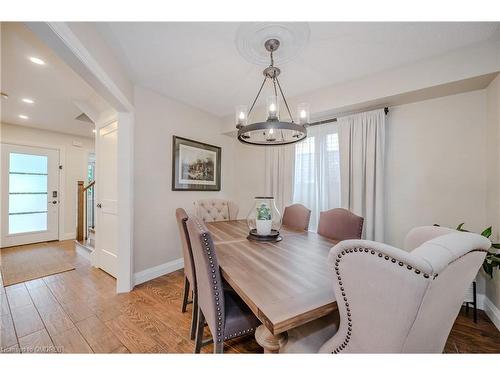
[235,39,309,146]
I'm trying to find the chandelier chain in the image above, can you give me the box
[247,76,267,118]
[276,77,295,123]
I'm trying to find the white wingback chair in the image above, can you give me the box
[283,226,490,353]
[193,199,239,222]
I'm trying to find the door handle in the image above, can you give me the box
[97,203,102,208]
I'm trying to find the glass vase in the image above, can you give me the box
[246,196,282,236]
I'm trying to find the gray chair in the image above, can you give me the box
[186,216,260,353]
[282,203,311,230]
[175,208,198,340]
[282,226,491,353]
[193,199,239,222]
[317,208,364,241]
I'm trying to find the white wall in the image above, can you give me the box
[0,123,94,240]
[385,90,488,247]
[232,144,267,219]
[485,74,500,310]
[133,86,236,274]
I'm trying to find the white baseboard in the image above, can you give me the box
[74,240,93,261]
[475,293,500,331]
[60,232,75,241]
[133,258,184,286]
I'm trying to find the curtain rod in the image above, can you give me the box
[308,107,389,127]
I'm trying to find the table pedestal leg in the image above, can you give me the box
[255,325,288,354]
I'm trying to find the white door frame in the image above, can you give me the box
[27,22,135,292]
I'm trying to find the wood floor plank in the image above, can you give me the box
[10,304,45,338]
[60,300,95,323]
[104,314,165,353]
[36,303,75,336]
[76,315,123,353]
[5,284,33,310]
[0,313,18,349]
[111,345,131,353]
[24,278,46,291]
[27,283,58,308]
[18,329,57,353]
[0,293,10,316]
[51,327,93,353]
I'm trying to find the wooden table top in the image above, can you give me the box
[206,220,339,335]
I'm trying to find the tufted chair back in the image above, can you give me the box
[319,226,490,353]
[175,208,196,287]
[317,208,364,241]
[282,204,311,230]
[186,216,225,342]
[194,199,239,222]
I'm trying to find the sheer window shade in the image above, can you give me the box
[293,123,341,231]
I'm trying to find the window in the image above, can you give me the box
[292,123,341,230]
[8,153,48,234]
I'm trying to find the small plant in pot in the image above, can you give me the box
[256,203,272,236]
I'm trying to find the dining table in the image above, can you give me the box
[205,219,339,353]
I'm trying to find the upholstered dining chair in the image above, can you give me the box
[317,208,364,241]
[282,203,311,230]
[186,216,260,353]
[282,226,491,353]
[194,199,239,222]
[175,208,198,340]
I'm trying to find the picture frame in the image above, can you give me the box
[172,136,221,191]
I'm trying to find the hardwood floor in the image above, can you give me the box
[1,240,499,354]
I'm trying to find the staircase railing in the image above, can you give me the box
[77,180,95,242]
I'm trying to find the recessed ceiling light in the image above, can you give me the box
[92,129,97,134]
[22,98,34,104]
[29,57,45,65]
[18,114,29,120]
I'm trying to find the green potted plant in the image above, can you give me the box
[256,203,272,236]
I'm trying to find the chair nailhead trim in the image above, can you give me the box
[331,246,435,354]
[224,328,255,340]
[194,218,227,344]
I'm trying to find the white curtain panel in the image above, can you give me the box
[264,144,295,216]
[293,122,341,231]
[338,108,386,241]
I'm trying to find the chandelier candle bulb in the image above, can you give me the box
[266,95,279,120]
[235,105,248,128]
[297,103,310,125]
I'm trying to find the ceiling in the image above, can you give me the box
[95,22,500,117]
[1,22,110,137]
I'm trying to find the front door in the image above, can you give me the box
[1,144,59,247]
[94,120,118,277]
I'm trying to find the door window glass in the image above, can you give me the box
[8,153,48,234]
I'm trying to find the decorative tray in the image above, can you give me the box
[247,229,282,242]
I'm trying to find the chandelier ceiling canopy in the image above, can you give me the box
[235,39,309,146]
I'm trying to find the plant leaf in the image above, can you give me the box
[481,226,492,238]
[457,223,465,230]
[492,243,500,249]
[483,262,494,279]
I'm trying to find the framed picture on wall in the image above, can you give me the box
[172,136,221,191]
